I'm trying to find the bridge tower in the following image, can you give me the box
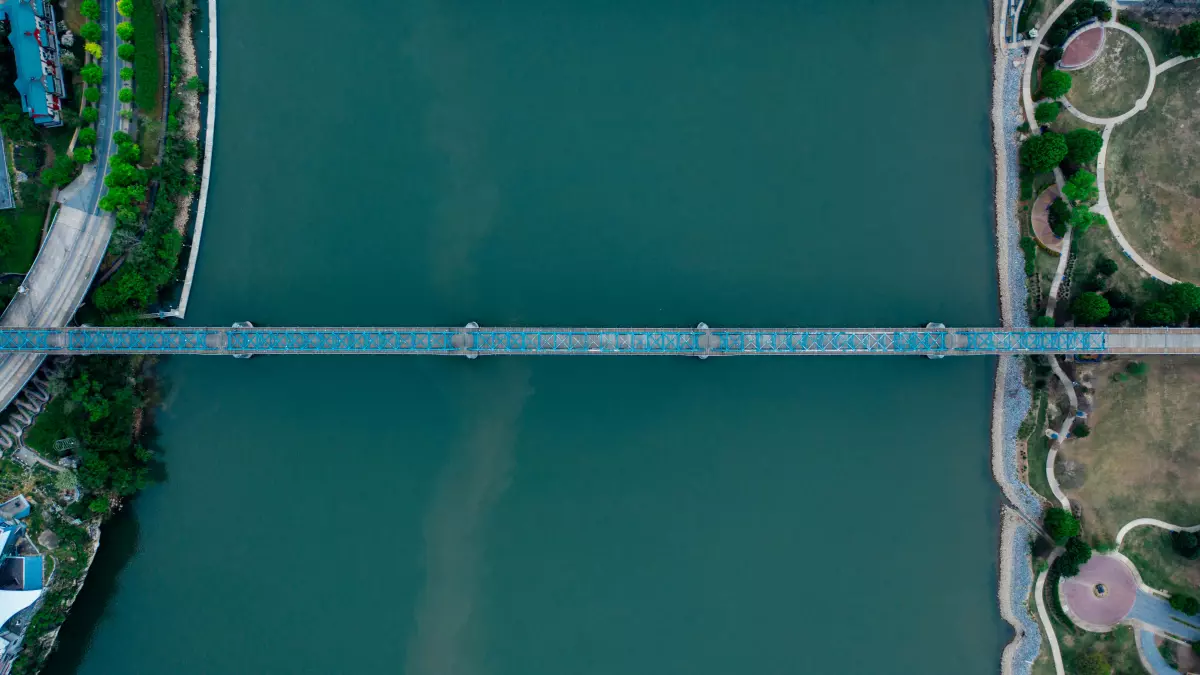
[697,322,711,360]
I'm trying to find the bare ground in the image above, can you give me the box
[1107,59,1200,282]
[1060,356,1200,543]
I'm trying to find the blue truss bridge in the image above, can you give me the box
[0,324,1196,356]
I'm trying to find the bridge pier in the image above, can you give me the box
[232,322,253,359]
[697,322,711,360]
[458,322,478,359]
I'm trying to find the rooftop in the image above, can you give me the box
[0,0,63,127]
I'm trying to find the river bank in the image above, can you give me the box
[990,0,1043,673]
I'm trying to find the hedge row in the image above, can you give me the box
[131,0,160,111]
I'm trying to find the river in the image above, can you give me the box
[45,1,1004,673]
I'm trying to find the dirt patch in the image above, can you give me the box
[1064,30,1151,118]
[1107,59,1200,282]
[1060,356,1200,543]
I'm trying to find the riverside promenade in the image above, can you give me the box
[0,325,1197,356]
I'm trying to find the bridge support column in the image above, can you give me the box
[232,321,253,359]
[697,322,712,360]
[457,322,479,359]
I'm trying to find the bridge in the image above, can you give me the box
[0,324,1196,356]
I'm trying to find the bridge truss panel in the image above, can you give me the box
[957,330,1107,353]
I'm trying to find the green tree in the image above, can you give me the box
[1049,198,1071,236]
[77,127,97,146]
[117,44,136,62]
[1040,69,1073,98]
[81,106,99,124]
[1072,292,1111,324]
[72,147,93,164]
[1043,47,1064,65]
[1034,101,1061,124]
[1066,128,1104,164]
[1171,594,1200,615]
[79,21,101,44]
[1127,361,1149,377]
[1033,315,1056,327]
[1074,651,1111,675]
[1137,301,1177,326]
[118,88,134,103]
[117,142,141,164]
[84,87,101,103]
[1092,2,1112,20]
[79,63,103,86]
[1095,256,1118,276]
[1063,170,1098,204]
[1020,133,1068,173]
[1044,507,1080,544]
[1073,422,1090,438]
[120,67,133,81]
[84,42,103,60]
[1180,22,1200,58]
[1167,282,1200,318]
[116,22,135,43]
[87,497,108,514]
[116,0,133,17]
[1057,537,1094,577]
[1071,208,1103,233]
[80,0,101,20]
[1173,531,1200,560]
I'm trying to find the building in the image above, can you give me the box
[0,496,43,675]
[0,0,65,127]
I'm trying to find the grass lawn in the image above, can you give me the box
[1023,390,1057,503]
[1121,526,1200,597]
[1060,356,1200,543]
[1049,111,1103,136]
[1071,219,1163,307]
[0,204,46,273]
[1128,20,1179,63]
[1107,58,1200,283]
[1063,30,1151,119]
[1051,599,1140,673]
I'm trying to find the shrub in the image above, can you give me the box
[1020,133,1068,173]
[1095,256,1118,276]
[1126,361,1148,377]
[1072,292,1111,324]
[1043,47,1064,65]
[1074,652,1110,675]
[130,0,161,110]
[72,147,93,164]
[81,107,99,124]
[1181,22,1200,58]
[1020,236,1038,274]
[1174,531,1200,560]
[77,128,97,146]
[1049,198,1071,236]
[120,67,133,81]
[1035,101,1061,125]
[1092,2,1111,21]
[1020,174,1034,200]
[1040,70,1073,99]
[1071,208,1103,233]
[84,87,101,103]
[79,22,102,44]
[1073,422,1090,438]
[1047,27,1070,48]
[185,75,205,92]
[1065,128,1104,164]
[1137,301,1177,326]
[1033,315,1056,327]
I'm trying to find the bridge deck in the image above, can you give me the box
[0,326,1197,356]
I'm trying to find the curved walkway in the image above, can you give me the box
[1045,356,1077,509]
[1056,15,1198,285]
[1116,518,1200,547]
[1035,547,1067,675]
[1136,627,1181,675]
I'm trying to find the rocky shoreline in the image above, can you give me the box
[990,2,1043,673]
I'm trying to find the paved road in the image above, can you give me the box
[0,0,128,411]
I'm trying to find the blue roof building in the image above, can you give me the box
[0,0,64,127]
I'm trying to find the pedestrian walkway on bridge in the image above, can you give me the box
[0,325,1196,357]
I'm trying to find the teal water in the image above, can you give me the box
[46,1,1005,673]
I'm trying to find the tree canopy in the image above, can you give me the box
[79,21,101,43]
[1041,70,1073,99]
[1173,531,1200,560]
[1044,507,1080,544]
[1034,101,1061,125]
[1033,315,1056,327]
[1020,133,1068,173]
[1180,22,1200,58]
[1171,594,1200,615]
[117,44,136,62]
[1137,301,1177,326]
[1057,537,1093,577]
[1065,128,1104,164]
[80,63,102,86]
[1072,292,1111,324]
[1167,283,1200,318]
[1063,170,1098,204]
[81,107,99,124]
[80,0,101,20]
[1095,256,1118,276]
